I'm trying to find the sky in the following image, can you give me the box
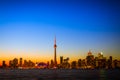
[0,0,120,64]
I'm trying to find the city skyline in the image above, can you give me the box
[0,0,120,63]
[0,49,119,69]
[0,48,119,66]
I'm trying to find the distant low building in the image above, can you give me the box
[36,62,48,69]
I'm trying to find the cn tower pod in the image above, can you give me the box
[54,44,57,48]
[54,36,57,48]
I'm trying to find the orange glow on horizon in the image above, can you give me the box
[0,50,120,66]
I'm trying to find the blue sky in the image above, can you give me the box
[0,0,120,62]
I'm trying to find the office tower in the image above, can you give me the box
[71,61,77,69]
[86,50,94,66]
[108,56,113,69]
[60,56,63,64]
[2,61,6,68]
[9,60,12,67]
[47,61,49,68]
[50,59,54,68]
[24,60,28,67]
[20,58,22,67]
[51,59,54,65]
[78,59,82,68]
[54,36,57,66]
[13,58,18,68]
[109,56,112,61]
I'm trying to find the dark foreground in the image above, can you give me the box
[0,69,120,80]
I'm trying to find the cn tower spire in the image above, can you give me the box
[54,36,57,67]
[54,36,56,45]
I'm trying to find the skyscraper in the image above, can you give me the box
[2,61,6,68]
[13,58,18,68]
[54,36,57,67]
[60,56,63,64]
[9,60,13,67]
[19,58,22,67]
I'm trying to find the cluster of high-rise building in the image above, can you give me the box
[55,51,120,69]
[0,37,120,69]
[0,58,35,69]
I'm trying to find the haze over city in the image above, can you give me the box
[0,0,120,65]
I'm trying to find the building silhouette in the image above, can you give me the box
[78,59,82,68]
[107,56,112,69]
[19,58,22,67]
[60,56,63,64]
[23,60,28,67]
[9,60,13,68]
[2,61,6,68]
[94,52,107,69]
[71,61,77,69]
[13,58,18,68]
[86,50,94,67]
[50,59,54,68]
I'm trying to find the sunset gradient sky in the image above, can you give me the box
[0,0,120,64]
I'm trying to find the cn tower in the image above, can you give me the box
[54,36,57,67]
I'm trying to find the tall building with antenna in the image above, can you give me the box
[54,36,57,67]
